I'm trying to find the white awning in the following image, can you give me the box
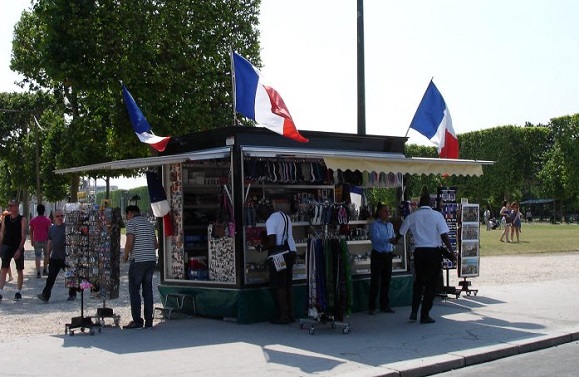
[324,156,489,176]
[241,146,492,176]
[54,147,231,174]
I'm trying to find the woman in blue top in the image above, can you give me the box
[368,203,395,315]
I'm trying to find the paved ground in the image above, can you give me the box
[1,239,579,377]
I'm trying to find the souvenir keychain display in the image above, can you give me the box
[63,203,121,336]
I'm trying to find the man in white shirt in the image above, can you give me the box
[392,186,455,324]
[264,210,297,324]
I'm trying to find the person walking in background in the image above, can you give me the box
[484,206,492,231]
[368,203,395,315]
[37,209,78,302]
[29,204,53,278]
[391,186,455,324]
[0,199,27,301]
[122,205,158,329]
[499,201,511,242]
[1,211,14,282]
[510,202,522,242]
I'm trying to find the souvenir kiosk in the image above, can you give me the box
[56,127,490,324]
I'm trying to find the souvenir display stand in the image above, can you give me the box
[457,203,480,296]
[437,187,460,299]
[63,204,121,335]
[55,127,491,324]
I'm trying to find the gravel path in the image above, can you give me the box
[1,238,578,342]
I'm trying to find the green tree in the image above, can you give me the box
[10,0,261,199]
[0,92,67,211]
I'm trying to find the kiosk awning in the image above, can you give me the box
[241,146,492,177]
[54,147,231,174]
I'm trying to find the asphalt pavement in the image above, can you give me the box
[2,268,579,377]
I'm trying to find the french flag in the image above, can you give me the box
[409,80,459,159]
[146,171,173,236]
[232,51,308,143]
[122,84,171,152]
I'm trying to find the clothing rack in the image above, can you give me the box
[299,236,352,335]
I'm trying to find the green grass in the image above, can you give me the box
[480,222,579,256]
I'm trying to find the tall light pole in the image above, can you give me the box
[33,115,43,203]
[357,0,366,135]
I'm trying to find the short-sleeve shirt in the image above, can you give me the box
[30,215,52,242]
[126,215,157,263]
[265,211,296,252]
[48,223,67,260]
[399,206,449,248]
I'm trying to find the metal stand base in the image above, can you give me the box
[299,314,350,335]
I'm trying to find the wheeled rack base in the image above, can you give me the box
[299,316,350,335]
[457,278,478,296]
[65,316,100,336]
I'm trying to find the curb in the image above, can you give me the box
[375,331,577,377]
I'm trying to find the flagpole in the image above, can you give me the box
[230,48,238,127]
[405,77,434,137]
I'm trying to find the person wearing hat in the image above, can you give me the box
[391,186,455,324]
[0,199,28,301]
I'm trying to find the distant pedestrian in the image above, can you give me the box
[0,199,27,301]
[29,204,52,278]
[499,201,511,242]
[510,202,522,242]
[122,205,158,329]
[484,207,492,231]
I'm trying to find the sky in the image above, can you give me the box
[2,0,579,188]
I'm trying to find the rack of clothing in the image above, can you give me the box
[299,236,352,335]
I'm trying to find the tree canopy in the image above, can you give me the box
[8,0,261,202]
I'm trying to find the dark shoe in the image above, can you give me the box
[67,296,76,301]
[381,307,395,313]
[144,322,153,330]
[37,294,48,302]
[43,270,48,276]
[0,293,2,302]
[420,316,436,324]
[14,292,22,300]
[37,271,41,279]
[123,321,143,329]
[409,312,417,321]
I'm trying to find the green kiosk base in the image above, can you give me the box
[158,274,413,324]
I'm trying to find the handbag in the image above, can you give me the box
[213,186,235,238]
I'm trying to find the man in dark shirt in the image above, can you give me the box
[38,210,77,302]
[0,199,27,302]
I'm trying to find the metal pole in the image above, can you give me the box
[357,0,366,135]
[33,115,42,202]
